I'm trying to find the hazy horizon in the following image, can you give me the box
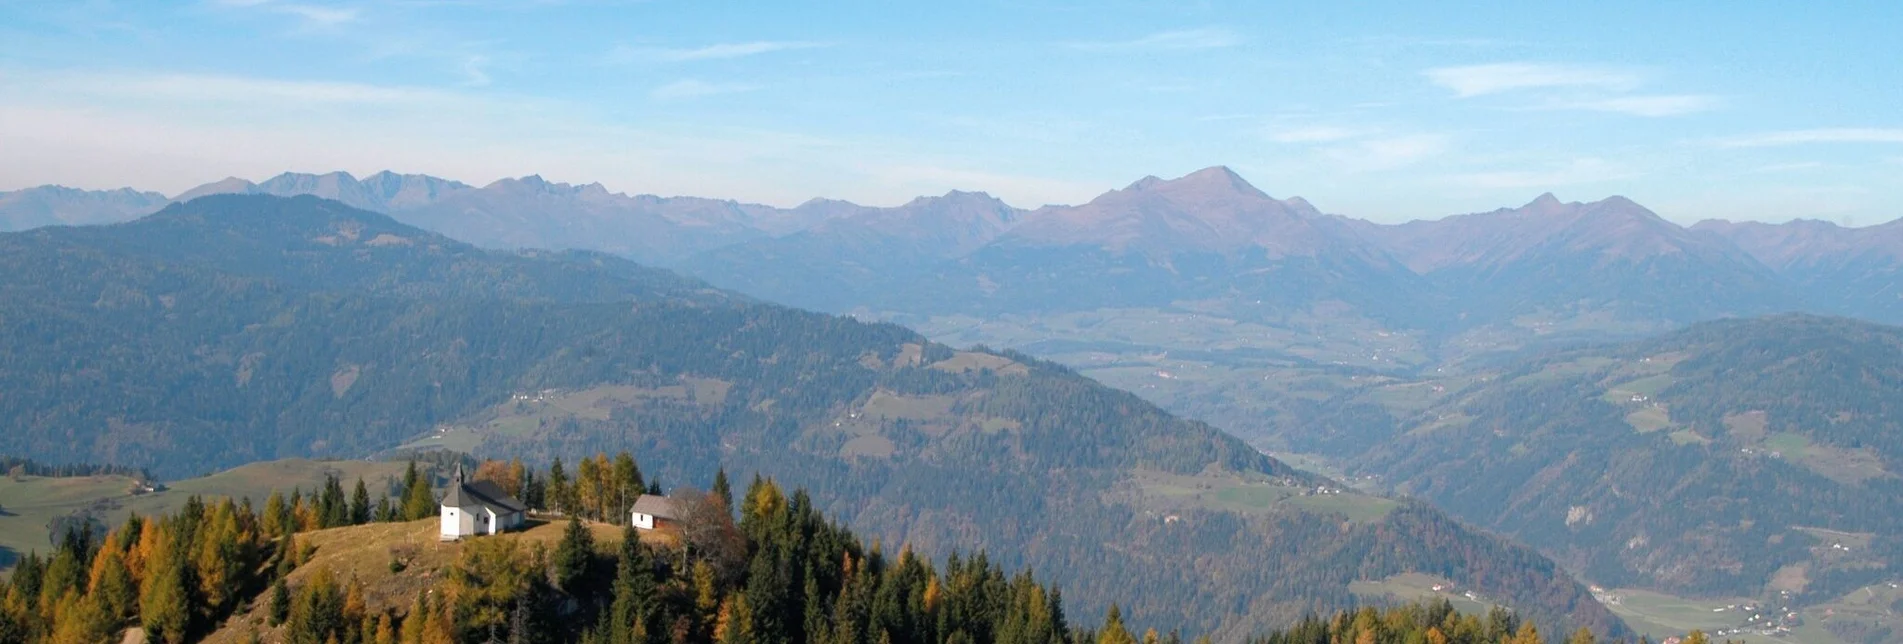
[2,1,1900,225]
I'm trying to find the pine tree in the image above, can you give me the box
[401,463,436,521]
[1097,605,1137,644]
[551,519,595,593]
[270,579,293,626]
[139,528,192,644]
[711,469,732,510]
[547,458,571,516]
[399,593,428,644]
[321,475,350,528]
[87,547,138,628]
[350,479,373,526]
[264,491,289,538]
[374,613,397,644]
[288,567,348,644]
[611,453,643,518]
[576,456,603,521]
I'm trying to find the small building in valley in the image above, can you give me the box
[630,494,677,531]
[439,465,528,540]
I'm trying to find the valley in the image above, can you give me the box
[3,170,1899,644]
[0,195,1628,639]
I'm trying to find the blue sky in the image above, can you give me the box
[1,0,1899,224]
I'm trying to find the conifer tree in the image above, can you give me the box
[1097,604,1137,644]
[350,478,372,526]
[263,491,289,538]
[139,528,191,644]
[611,452,642,517]
[710,468,732,510]
[401,463,436,521]
[288,567,348,644]
[270,579,292,626]
[547,458,571,515]
[87,546,138,628]
[551,519,595,593]
[576,457,603,521]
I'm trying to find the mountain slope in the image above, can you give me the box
[1369,195,1793,326]
[171,171,848,265]
[682,190,1023,312]
[685,167,1431,325]
[0,185,170,230]
[0,194,1627,638]
[1347,315,1903,602]
[1694,218,1903,323]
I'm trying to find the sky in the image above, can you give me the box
[1,0,1900,224]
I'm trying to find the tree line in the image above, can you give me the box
[0,450,1682,644]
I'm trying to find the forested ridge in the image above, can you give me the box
[1348,314,1903,600]
[0,460,1653,644]
[0,195,1626,637]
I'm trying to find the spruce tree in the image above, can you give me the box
[350,478,372,526]
[269,579,292,626]
[263,491,288,538]
[547,458,570,515]
[551,519,594,593]
[401,464,436,521]
[139,529,191,644]
[711,468,732,510]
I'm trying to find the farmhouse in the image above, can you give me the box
[630,494,677,531]
[439,465,528,540]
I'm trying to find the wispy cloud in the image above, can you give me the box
[610,41,828,64]
[1452,158,1635,189]
[1425,63,1641,97]
[1067,28,1240,53]
[460,55,491,87]
[650,79,759,100]
[31,69,466,106]
[1319,134,1449,171]
[1716,128,1903,148]
[1749,161,1824,173]
[213,0,360,28]
[1563,94,1720,117]
[1267,125,1371,144]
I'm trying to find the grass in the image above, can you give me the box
[931,351,1028,376]
[1670,429,1711,445]
[860,390,956,421]
[204,518,668,643]
[1724,411,1770,442]
[1349,573,1494,615]
[0,460,411,567]
[1625,407,1676,433]
[1285,494,1400,523]
[1126,469,1398,523]
[0,475,137,562]
[397,381,732,455]
[1614,374,1676,397]
[1605,587,1825,644]
[1766,432,1812,455]
[1602,586,1861,644]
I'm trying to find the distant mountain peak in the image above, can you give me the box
[1525,192,1564,211]
[1130,166,1268,200]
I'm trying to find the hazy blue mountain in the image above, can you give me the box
[0,193,1627,638]
[1357,194,1796,327]
[682,190,1025,312]
[1292,314,1903,602]
[0,185,169,231]
[1694,217,1903,323]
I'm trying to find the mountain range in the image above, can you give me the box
[8,167,1898,330]
[0,193,1629,639]
[1295,314,1903,611]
